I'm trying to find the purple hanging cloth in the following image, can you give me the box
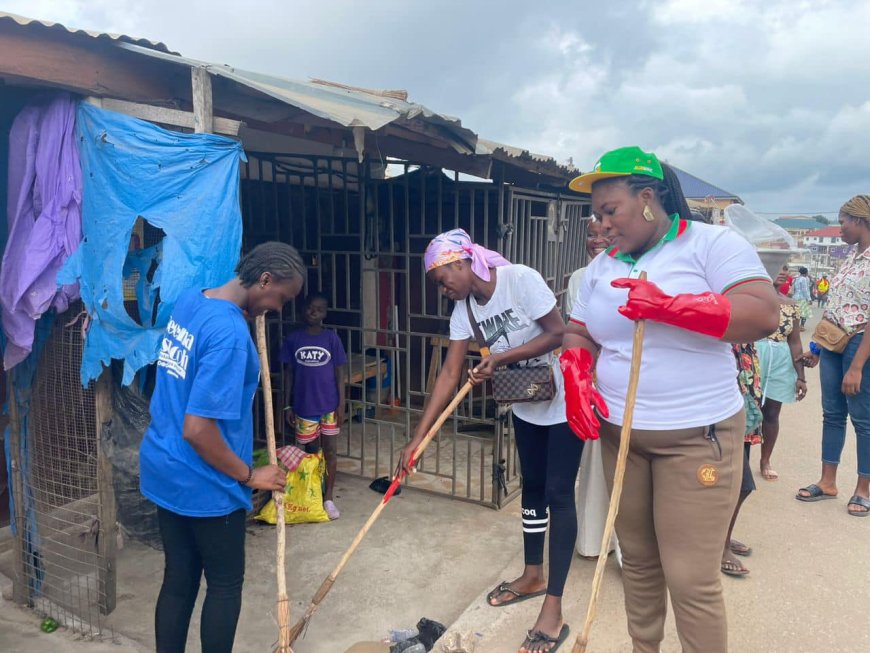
[0,94,82,369]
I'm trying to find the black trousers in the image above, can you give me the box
[155,506,246,653]
[514,415,584,597]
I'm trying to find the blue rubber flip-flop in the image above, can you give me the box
[796,484,837,502]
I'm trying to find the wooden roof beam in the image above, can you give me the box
[0,23,182,102]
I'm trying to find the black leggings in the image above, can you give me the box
[514,415,584,597]
[155,506,246,653]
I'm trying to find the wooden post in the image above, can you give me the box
[94,371,117,615]
[191,67,214,134]
[6,375,29,606]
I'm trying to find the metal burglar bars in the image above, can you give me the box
[241,152,588,508]
[506,189,591,313]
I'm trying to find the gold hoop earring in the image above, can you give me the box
[643,205,655,222]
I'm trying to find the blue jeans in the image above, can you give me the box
[820,333,870,477]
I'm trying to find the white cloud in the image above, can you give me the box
[2,0,869,215]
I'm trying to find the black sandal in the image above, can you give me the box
[847,494,870,517]
[520,624,570,652]
[486,581,546,607]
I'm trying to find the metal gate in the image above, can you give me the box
[241,153,588,508]
[505,189,592,313]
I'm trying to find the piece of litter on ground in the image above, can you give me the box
[439,631,481,653]
[390,627,419,642]
[391,640,425,653]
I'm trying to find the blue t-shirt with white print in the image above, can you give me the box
[140,288,260,517]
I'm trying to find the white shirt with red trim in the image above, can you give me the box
[570,219,770,430]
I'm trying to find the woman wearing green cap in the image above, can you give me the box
[560,146,779,653]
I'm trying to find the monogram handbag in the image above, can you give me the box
[812,318,850,353]
[465,301,555,404]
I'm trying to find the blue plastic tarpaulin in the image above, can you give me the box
[59,103,246,385]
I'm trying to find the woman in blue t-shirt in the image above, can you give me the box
[140,241,305,653]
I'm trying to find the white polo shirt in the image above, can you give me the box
[570,216,770,430]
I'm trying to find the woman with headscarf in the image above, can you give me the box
[799,195,870,517]
[562,146,779,653]
[400,228,575,652]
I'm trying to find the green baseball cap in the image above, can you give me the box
[568,146,663,193]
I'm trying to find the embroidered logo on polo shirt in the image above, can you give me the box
[697,464,719,487]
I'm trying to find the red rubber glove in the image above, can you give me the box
[560,348,609,441]
[611,277,732,339]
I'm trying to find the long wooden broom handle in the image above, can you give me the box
[255,315,293,653]
[288,378,477,644]
[573,271,647,653]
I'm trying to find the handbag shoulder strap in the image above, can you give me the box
[464,300,490,357]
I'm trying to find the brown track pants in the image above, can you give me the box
[599,410,744,653]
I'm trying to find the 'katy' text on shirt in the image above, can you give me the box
[295,346,332,367]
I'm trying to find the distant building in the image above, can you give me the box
[671,166,742,223]
[773,216,828,244]
[804,226,852,270]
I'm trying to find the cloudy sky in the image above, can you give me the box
[7,0,870,216]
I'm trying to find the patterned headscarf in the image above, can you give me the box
[842,195,870,222]
[423,228,511,281]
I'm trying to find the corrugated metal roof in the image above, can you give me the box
[476,138,575,168]
[671,165,741,201]
[2,12,576,181]
[117,41,476,147]
[0,12,176,54]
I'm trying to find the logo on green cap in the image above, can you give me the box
[597,146,663,180]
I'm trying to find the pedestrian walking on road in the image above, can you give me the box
[401,228,577,653]
[563,146,779,653]
[799,195,870,517]
[816,274,830,307]
[792,266,813,330]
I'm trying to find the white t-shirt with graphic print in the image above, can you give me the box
[450,264,566,426]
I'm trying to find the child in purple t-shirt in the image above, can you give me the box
[281,293,347,519]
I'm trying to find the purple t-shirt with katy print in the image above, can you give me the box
[280,329,347,416]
